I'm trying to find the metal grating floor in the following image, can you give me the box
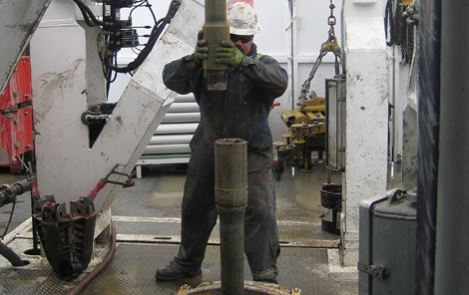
[80,243,357,295]
[0,235,112,295]
[0,237,357,295]
[0,165,358,295]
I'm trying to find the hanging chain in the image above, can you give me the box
[299,0,342,100]
[385,0,418,64]
[327,0,337,41]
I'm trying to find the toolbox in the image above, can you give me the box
[358,189,417,294]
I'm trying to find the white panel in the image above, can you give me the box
[342,4,389,265]
[295,0,343,56]
[31,1,205,226]
[33,59,92,198]
[253,0,290,55]
[0,0,52,93]
[345,17,385,50]
[297,62,337,99]
[252,1,291,142]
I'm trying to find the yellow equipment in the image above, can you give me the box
[274,97,326,178]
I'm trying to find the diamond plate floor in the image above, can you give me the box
[0,164,358,295]
[0,234,113,295]
[80,243,357,295]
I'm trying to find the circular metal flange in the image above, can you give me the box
[177,280,301,295]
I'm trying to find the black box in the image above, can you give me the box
[358,189,417,294]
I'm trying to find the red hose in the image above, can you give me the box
[67,222,117,295]
[87,179,107,201]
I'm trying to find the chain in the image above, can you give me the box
[327,0,336,41]
[299,0,342,100]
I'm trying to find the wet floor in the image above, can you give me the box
[82,162,352,295]
[0,161,360,294]
[112,162,342,243]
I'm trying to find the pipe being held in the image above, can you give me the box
[214,138,248,295]
[203,0,229,91]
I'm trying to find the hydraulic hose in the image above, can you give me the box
[0,241,29,267]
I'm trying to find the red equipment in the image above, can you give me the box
[0,54,34,173]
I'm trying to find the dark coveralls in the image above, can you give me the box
[162,43,288,280]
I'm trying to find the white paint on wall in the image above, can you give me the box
[341,11,388,266]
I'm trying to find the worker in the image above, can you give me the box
[155,2,288,284]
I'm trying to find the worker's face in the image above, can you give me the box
[230,34,253,55]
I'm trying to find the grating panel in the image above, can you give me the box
[0,236,113,295]
[81,243,357,295]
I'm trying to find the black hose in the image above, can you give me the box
[0,241,29,267]
[0,200,16,239]
[72,0,103,26]
[106,19,168,73]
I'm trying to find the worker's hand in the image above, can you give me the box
[193,31,208,65]
[215,40,244,68]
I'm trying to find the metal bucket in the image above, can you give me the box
[320,183,342,235]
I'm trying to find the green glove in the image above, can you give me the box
[214,40,245,68]
[193,31,208,65]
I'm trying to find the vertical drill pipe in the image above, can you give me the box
[203,0,229,91]
[215,138,248,295]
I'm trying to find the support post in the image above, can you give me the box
[434,0,469,294]
[341,0,388,266]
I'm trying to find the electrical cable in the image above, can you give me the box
[145,0,158,24]
[106,18,168,73]
[77,3,97,27]
[73,0,181,86]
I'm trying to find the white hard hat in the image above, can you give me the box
[227,2,262,36]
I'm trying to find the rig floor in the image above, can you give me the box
[0,163,358,295]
